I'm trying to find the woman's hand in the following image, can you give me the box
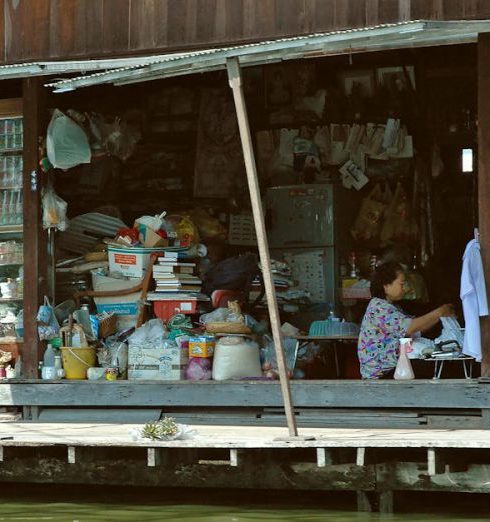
[407,303,455,335]
[437,304,455,318]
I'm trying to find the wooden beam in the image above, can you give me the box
[226,57,297,437]
[22,78,47,378]
[478,32,490,377]
[0,380,488,409]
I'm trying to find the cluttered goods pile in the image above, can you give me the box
[35,277,302,382]
[32,199,320,382]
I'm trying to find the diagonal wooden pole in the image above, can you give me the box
[227,57,298,437]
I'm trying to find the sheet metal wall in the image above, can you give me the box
[3,0,490,64]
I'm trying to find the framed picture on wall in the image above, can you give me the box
[377,66,416,92]
[339,69,375,98]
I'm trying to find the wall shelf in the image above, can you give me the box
[0,225,22,234]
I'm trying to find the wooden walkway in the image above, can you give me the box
[0,422,489,513]
[0,422,489,450]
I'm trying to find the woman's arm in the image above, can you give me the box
[406,304,453,335]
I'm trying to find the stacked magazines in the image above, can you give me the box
[152,251,202,294]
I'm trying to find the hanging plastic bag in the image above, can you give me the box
[46,109,91,170]
[167,215,199,247]
[42,185,68,231]
[37,296,60,341]
[381,182,418,245]
[351,184,387,242]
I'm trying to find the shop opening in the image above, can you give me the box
[25,42,480,384]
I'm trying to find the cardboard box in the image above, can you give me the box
[128,343,188,380]
[137,225,169,248]
[91,270,143,330]
[108,245,167,278]
[189,336,215,358]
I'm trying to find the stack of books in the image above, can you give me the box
[152,252,202,294]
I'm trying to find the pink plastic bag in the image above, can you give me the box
[185,357,212,380]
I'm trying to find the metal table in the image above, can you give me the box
[422,355,474,379]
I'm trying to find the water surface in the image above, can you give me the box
[0,486,488,521]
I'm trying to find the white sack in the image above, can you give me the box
[212,336,261,381]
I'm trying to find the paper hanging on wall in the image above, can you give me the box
[339,160,369,191]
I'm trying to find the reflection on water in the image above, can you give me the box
[0,486,488,521]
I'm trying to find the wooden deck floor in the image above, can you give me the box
[0,422,489,512]
[0,422,489,449]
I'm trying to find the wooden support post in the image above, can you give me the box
[316,448,327,467]
[482,409,490,428]
[22,405,40,421]
[427,448,437,476]
[22,78,47,378]
[478,33,490,378]
[229,448,238,467]
[378,491,394,514]
[356,491,372,512]
[356,447,366,467]
[0,446,4,462]
[147,447,160,467]
[226,57,297,438]
[67,446,76,464]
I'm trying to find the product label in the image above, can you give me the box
[189,340,215,358]
[114,253,137,265]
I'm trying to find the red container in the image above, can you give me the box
[153,300,197,321]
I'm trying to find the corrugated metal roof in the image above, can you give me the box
[43,20,490,92]
[0,53,198,79]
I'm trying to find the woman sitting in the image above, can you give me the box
[358,262,453,379]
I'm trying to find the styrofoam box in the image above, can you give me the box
[91,270,143,330]
[128,343,188,381]
[108,245,167,278]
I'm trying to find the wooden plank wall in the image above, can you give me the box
[2,0,490,64]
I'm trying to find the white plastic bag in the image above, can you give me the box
[128,318,167,349]
[42,185,68,231]
[46,109,91,169]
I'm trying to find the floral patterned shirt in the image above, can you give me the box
[357,297,412,379]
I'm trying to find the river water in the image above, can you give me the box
[0,486,489,521]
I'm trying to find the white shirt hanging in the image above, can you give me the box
[460,239,489,361]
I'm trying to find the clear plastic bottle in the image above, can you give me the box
[74,304,95,341]
[43,343,55,367]
[15,354,22,378]
[394,338,415,380]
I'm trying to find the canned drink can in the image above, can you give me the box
[5,119,13,135]
[13,133,21,149]
[105,367,118,381]
[13,118,22,133]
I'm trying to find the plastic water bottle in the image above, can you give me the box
[43,343,55,367]
[75,304,95,341]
